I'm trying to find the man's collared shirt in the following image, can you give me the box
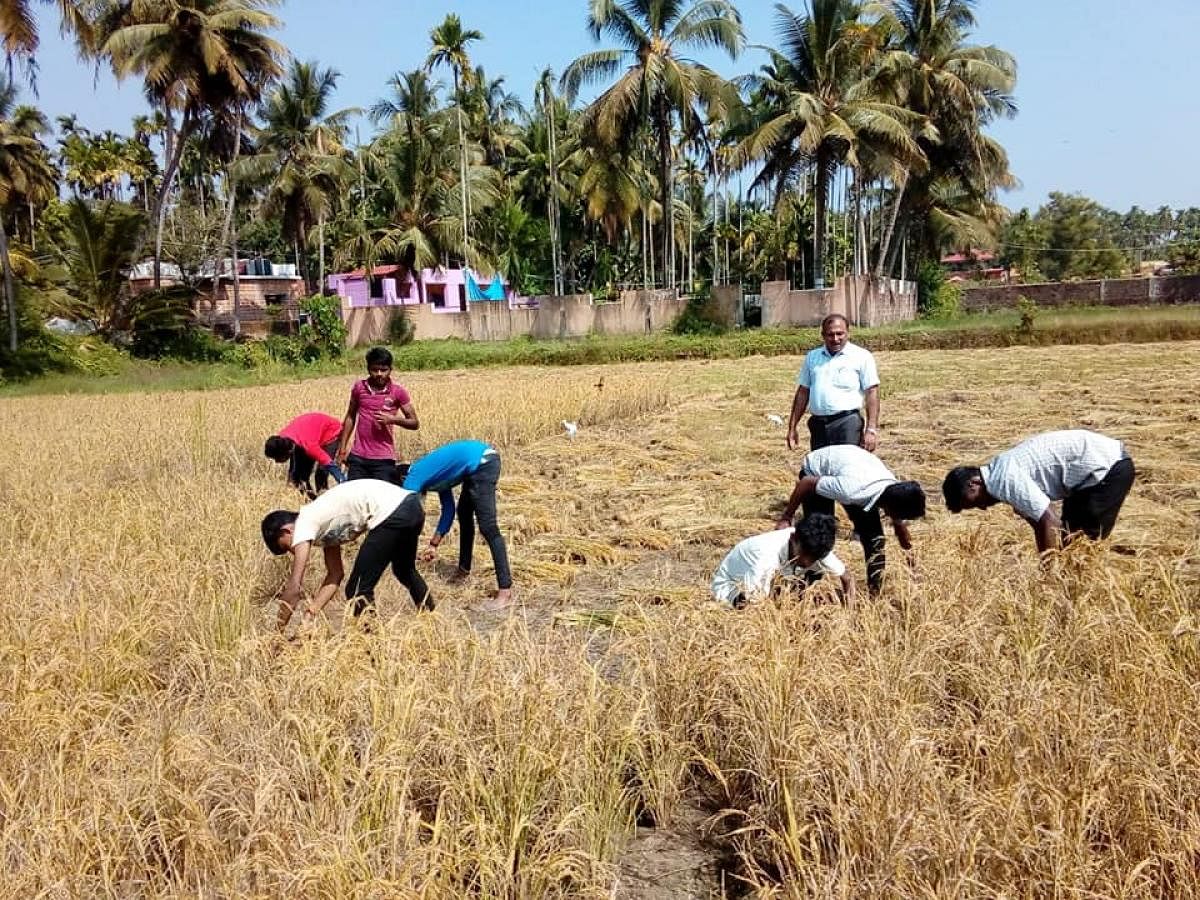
[797,341,879,416]
[981,430,1126,521]
[803,445,898,510]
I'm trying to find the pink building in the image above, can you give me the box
[327,265,526,312]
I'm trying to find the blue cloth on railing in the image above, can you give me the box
[466,272,507,301]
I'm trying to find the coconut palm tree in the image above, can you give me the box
[426,13,482,258]
[0,0,95,78]
[0,74,54,351]
[237,59,355,292]
[356,111,498,274]
[369,69,441,135]
[101,0,284,287]
[561,0,744,290]
[868,0,1016,270]
[736,0,929,288]
[465,68,527,169]
[45,198,146,337]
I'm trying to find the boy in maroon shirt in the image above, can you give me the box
[335,347,420,481]
[265,411,347,499]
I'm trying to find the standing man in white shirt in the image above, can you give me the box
[942,429,1136,555]
[260,479,432,632]
[711,513,856,608]
[776,445,927,595]
[786,314,881,453]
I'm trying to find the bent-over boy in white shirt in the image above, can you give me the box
[712,513,856,609]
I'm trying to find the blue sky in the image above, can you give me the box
[27,0,1200,212]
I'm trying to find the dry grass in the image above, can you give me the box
[1,344,1198,897]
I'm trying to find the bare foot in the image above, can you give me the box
[480,588,514,612]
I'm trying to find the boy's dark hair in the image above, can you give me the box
[261,510,299,555]
[942,466,981,513]
[792,512,837,560]
[880,481,927,520]
[365,346,393,368]
[263,435,294,462]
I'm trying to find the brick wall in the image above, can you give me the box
[343,291,688,346]
[962,274,1200,312]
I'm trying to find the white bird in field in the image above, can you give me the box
[766,414,785,427]
[562,420,578,439]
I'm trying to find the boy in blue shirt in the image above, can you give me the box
[403,440,514,609]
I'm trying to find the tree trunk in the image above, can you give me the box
[883,218,906,281]
[231,225,241,333]
[217,110,244,333]
[874,172,908,280]
[1,220,17,353]
[152,109,191,289]
[711,141,719,287]
[318,213,325,295]
[546,91,563,296]
[813,149,829,289]
[316,129,326,296]
[657,107,672,291]
[454,72,470,259]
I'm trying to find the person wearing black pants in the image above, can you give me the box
[786,315,881,454]
[1061,456,1136,540]
[943,430,1136,557]
[343,492,432,615]
[778,445,927,597]
[403,440,515,610]
[800,493,887,595]
[454,453,512,593]
[260,480,432,632]
[807,409,864,451]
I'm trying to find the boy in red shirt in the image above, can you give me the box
[335,347,420,481]
[265,411,347,499]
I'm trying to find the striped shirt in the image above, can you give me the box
[981,430,1127,521]
[803,445,898,510]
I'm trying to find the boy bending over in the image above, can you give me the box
[260,479,432,632]
[712,513,856,608]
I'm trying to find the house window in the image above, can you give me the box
[427,284,446,308]
[265,292,287,307]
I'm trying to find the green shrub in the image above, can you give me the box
[298,294,347,357]
[915,259,961,319]
[671,292,728,336]
[388,306,415,346]
[1016,295,1038,338]
[130,289,232,363]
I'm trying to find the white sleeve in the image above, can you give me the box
[292,509,318,546]
[859,351,880,390]
[814,552,846,578]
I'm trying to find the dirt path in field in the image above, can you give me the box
[612,800,741,900]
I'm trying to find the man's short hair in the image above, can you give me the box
[942,466,981,513]
[792,512,837,560]
[366,346,393,368]
[820,314,848,332]
[880,481,927,520]
[261,510,299,555]
[263,435,294,462]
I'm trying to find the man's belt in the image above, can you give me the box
[810,409,860,424]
